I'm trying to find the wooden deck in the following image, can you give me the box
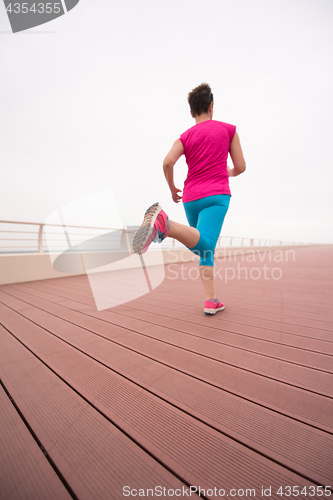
[0,245,332,500]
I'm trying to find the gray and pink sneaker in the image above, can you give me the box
[133,202,170,254]
[204,298,225,315]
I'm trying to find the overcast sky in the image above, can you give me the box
[1,0,333,244]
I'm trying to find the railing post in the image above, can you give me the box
[124,229,132,255]
[38,224,44,253]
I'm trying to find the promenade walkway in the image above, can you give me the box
[0,245,332,500]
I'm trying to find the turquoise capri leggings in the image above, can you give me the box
[183,194,231,267]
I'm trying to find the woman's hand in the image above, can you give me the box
[171,187,182,203]
[163,140,184,202]
[227,165,234,177]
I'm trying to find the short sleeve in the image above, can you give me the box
[227,124,236,143]
[179,131,186,146]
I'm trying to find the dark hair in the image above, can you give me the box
[188,83,213,117]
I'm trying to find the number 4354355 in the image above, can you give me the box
[277,486,331,496]
[6,3,62,14]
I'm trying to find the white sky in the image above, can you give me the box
[1,0,333,243]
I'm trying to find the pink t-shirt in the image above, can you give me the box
[179,120,236,203]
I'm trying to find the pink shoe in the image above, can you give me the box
[204,298,225,315]
[133,202,169,254]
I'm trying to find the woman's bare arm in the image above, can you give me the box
[163,139,184,202]
[228,132,246,177]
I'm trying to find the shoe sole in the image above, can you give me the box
[133,202,162,254]
[204,305,225,315]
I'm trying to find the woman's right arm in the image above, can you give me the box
[228,132,246,177]
[163,139,184,202]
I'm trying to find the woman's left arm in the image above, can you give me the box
[163,139,184,203]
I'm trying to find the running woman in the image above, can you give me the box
[133,83,246,314]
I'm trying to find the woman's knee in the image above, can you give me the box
[199,249,215,267]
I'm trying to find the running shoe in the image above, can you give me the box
[204,298,225,315]
[133,202,169,254]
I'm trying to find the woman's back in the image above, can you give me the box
[179,120,236,203]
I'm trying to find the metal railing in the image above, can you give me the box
[0,220,307,254]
